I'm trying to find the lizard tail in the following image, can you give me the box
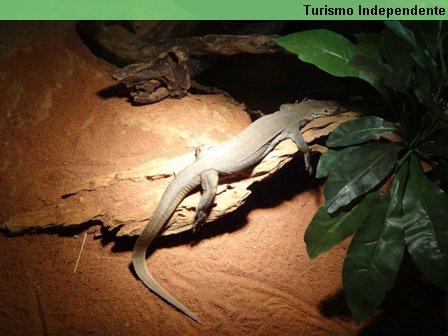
[133,249,201,323]
[132,173,202,323]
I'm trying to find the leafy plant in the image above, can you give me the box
[276,21,448,323]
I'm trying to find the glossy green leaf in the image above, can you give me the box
[348,53,406,93]
[406,22,441,84]
[323,142,401,213]
[355,33,381,61]
[384,21,417,48]
[413,65,439,112]
[385,21,438,84]
[305,191,380,259]
[316,146,360,179]
[380,29,413,86]
[276,30,379,91]
[402,156,448,290]
[413,50,439,83]
[343,167,407,323]
[406,21,442,57]
[327,116,398,147]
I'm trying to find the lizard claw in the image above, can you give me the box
[304,153,313,175]
[307,165,314,176]
[193,210,207,233]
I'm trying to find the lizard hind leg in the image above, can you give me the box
[193,169,219,233]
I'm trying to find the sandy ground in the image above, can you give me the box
[0,22,446,336]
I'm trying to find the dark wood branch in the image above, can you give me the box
[78,21,286,63]
[112,46,192,104]
[110,35,285,104]
[78,21,288,105]
[137,34,282,60]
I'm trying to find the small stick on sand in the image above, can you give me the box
[35,286,49,336]
[74,232,88,273]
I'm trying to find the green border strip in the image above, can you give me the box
[0,0,446,19]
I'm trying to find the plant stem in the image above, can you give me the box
[396,149,413,171]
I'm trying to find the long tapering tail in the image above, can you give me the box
[133,245,201,323]
[132,169,202,323]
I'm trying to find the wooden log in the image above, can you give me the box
[78,21,284,63]
[0,111,360,236]
[79,21,286,104]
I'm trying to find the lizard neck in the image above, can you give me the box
[297,112,319,128]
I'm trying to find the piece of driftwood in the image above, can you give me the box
[112,46,192,104]
[78,21,285,63]
[0,112,360,236]
[79,21,287,104]
[111,34,282,104]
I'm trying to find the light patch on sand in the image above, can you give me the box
[2,79,24,122]
[37,88,53,121]
[81,115,95,130]
[64,49,75,77]
[117,111,215,148]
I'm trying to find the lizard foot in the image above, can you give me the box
[192,210,208,233]
[304,153,313,175]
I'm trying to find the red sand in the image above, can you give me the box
[0,22,443,336]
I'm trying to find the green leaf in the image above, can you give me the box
[406,21,442,57]
[412,50,439,86]
[380,29,414,86]
[276,29,380,91]
[413,65,439,112]
[316,145,360,178]
[327,116,398,147]
[384,21,417,48]
[355,33,381,61]
[404,22,442,83]
[348,53,406,93]
[402,155,448,290]
[323,142,401,213]
[384,21,435,77]
[343,167,407,323]
[305,191,380,259]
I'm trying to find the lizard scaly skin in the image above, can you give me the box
[132,99,347,323]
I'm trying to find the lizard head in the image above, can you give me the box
[301,99,348,118]
[279,99,348,119]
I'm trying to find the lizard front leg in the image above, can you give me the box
[287,129,313,175]
[193,169,219,233]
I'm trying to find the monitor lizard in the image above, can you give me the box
[132,99,347,323]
